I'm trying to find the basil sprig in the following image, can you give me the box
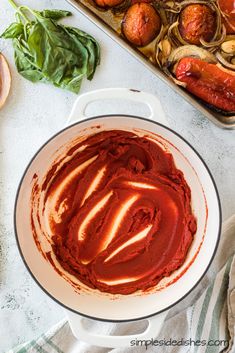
[1,0,100,93]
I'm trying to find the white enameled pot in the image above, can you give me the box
[14,88,221,348]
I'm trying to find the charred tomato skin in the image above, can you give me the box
[93,0,124,8]
[131,0,152,3]
[179,4,216,45]
[219,0,235,34]
[122,3,161,47]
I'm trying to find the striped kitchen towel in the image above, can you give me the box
[7,216,235,353]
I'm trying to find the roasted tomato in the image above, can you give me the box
[175,57,235,112]
[179,4,216,45]
[94,0,124,8]
[122,3,161,47]
[131,0,152,3]
[219,0,235,34]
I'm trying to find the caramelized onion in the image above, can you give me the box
[167,45,217,66]
[216,51,235,70]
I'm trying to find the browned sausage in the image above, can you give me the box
[179,4,216,45]
[175,57,235,112]
[122,3,161,47]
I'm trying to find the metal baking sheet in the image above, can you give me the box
[67,0,235,129]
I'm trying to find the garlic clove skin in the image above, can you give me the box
[221,40,235,54]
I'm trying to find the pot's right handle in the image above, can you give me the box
[67,88,169,127]
[67,309,169,348]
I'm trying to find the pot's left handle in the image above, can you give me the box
[67,88,169,127]
[67,310,169,348]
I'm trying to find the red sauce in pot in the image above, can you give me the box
[33,130,197,294]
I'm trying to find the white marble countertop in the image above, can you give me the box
[0,0,235,351]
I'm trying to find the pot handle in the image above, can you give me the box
[67,309,169,348]
[67,88,169,127]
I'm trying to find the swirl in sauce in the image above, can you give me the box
[31,130,197,294]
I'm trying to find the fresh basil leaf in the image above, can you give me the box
[13,39,44,82]
[39,9,72,20]
[64,26,100,80]
[1,2,100,94]
[27,22,45,69]
[1,22,24,39]
[27,17,89,92]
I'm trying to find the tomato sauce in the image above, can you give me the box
[31,130,197,294]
